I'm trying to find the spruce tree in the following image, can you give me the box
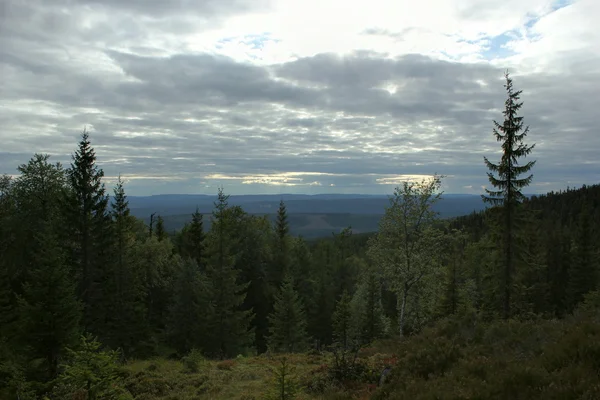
[567,205,597,310]
[18,219,82,378]
[66,130,111,333]
[106,176,148,355]
[350,258,387,344]
[332,290,353,349]
[184,208,206,269]
[155,215,167,241]
[267,276,309,353]
[482,71,536,319]
[270,200,290,292]
[205,188,254,359]
[168,259,212,355]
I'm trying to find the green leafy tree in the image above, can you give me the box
[267,276,309,353]
[66,130,112,333]
[482,71,536,319]
[368,176,443,337]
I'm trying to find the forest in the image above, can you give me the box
[1,73,599,399]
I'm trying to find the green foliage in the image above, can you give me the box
[66,130,112,335]
[267,276,309,353]
[482,71,536,319]
[168,259,212,355]
[181,349,208,373]
[50,334,132,400]
[368,175,444,336]
[332,291,354,349]
[204,188,254,359]
[265,357,299,400]
[18,218,82,379]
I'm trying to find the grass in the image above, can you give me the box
[121,351,387,400]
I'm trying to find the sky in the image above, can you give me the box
[1,0,599,196]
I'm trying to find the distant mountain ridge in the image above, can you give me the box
[128,193,489,238]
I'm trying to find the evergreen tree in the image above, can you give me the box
[182,208,206,269]
[438,231,468,316]
[105,176,148,356]
[18,220,82,378]
[333,227,356,298]
[482,71,536,319]
[267,276,309,353]
[168,259,212,355]
[66,130,112,333]
[270,200,290,293]
[332,290,353,349]
[155,215,167,241]
[567,205,597,310]
[350,257,388,344]
[205,188,254,359]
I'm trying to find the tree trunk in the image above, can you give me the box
[398,284,408,337]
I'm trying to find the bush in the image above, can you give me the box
[181,349,207,373]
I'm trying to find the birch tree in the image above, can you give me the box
[368,175,443,337]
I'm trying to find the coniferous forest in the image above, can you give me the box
[1,73,600,399]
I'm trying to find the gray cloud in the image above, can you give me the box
[1,0,598,196]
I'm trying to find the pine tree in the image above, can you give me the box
[482,71,536,319]
[18,220,82,378]
[332,290,353,349]
[168,259,212,355]
[205,188,254,359]
[66,130,112,333]
[267,276,309,353]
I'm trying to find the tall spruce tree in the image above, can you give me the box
[267,276,309,353]
[271,200,290,291]
[18,219,82,379]
[183,208,206,269]
[106,176,148,356]
[482,71,536,319]
[168,259,212,355]
[205,188,254,359]
[67,130,112,333]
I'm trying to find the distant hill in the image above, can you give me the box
[129,193,488,238]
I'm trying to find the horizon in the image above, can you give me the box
[2,0,599,196]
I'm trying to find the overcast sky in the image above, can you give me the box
[1,0,598,195]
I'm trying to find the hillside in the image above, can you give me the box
[132,194,488,237]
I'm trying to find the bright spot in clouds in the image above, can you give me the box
[0,0,599,195]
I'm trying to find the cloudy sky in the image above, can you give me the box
[1,0,598,195]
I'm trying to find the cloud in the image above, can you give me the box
[1,0,598,196]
